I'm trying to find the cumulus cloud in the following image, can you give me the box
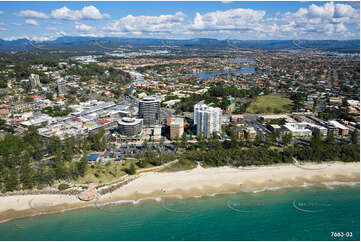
[15,10,49,19]
[334,3,358,18]
[190,8,265,31]
[308,2,335,19]
[99,3,359,40]
[6,2,360,41]
[75,22,94,31]
[25,19,39,26]
[105,11,186,34]
[269,2,359,39]
[335,23,347,33]
[51,5,108,20]
[0,11,3,15]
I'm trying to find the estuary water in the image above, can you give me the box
[0,185,359,241]
[187,66,257,81]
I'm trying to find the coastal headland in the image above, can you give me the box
[0,162,359,224]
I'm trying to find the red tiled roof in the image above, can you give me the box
[98,119,109,124]
[56,96,66,101]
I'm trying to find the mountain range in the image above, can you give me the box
[0,37,359,52]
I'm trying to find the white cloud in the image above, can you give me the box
[47,27,57,31]
[5,2,360,41]
[105,11,186,34]
[308,2,335,19]
[51,5,108,20]
[0,27,7,31]
[51,21,64,25]
[335,23,347,33]
[99,3,359,40]
[51,7,81,20]
[25,19,39,26]
[75,22,94,31]
[80,6,104,20]
[335,3,359,19]
[271,2,359,39]
[4,35,30,41]
[4,31,67,41]
[0,11,3,15]
[15,10,49,19]
[190,8,266,31]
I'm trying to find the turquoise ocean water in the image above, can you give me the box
[0,184,359,241]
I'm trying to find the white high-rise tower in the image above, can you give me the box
[194,101,222,138]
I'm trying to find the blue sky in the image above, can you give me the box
[0,1,359,41]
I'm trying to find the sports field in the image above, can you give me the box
[246,95,293,114]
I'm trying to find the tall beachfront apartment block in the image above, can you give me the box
[169,117,184,140]
[138,96,160,127]
[193,100,209,125]
[194,101,222,138]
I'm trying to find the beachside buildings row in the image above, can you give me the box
[194,101,222,138]
[273,120,349,137]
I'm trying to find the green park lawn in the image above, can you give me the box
[246,95,293,114]
[72,159,139,184]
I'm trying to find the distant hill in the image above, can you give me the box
[0,37,358,52]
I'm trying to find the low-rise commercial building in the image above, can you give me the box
[329,120,349,136]
[307,123,328,136]
[282,122,312,137]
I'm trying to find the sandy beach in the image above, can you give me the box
[0,162,359,223]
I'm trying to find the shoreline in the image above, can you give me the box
[0,161,359,224]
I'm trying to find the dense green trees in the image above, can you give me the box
[0,126,106,192]
[0,78,7,88]
[135,150,177,168]
[177,93,218,112]
[179,136,359,168]
[78,152,89,177]
[207,85,250,98]
[282,133,292,145]
[20,154,34,190]
[87,128,106,151]
[175,85,264,113]
[6,168,18,192]
[0,119,14,133]
[68,63,131,85]
[41,106,73,117]
[0,120,359,192]
[351,130,359,145]
[125,163,136,175]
